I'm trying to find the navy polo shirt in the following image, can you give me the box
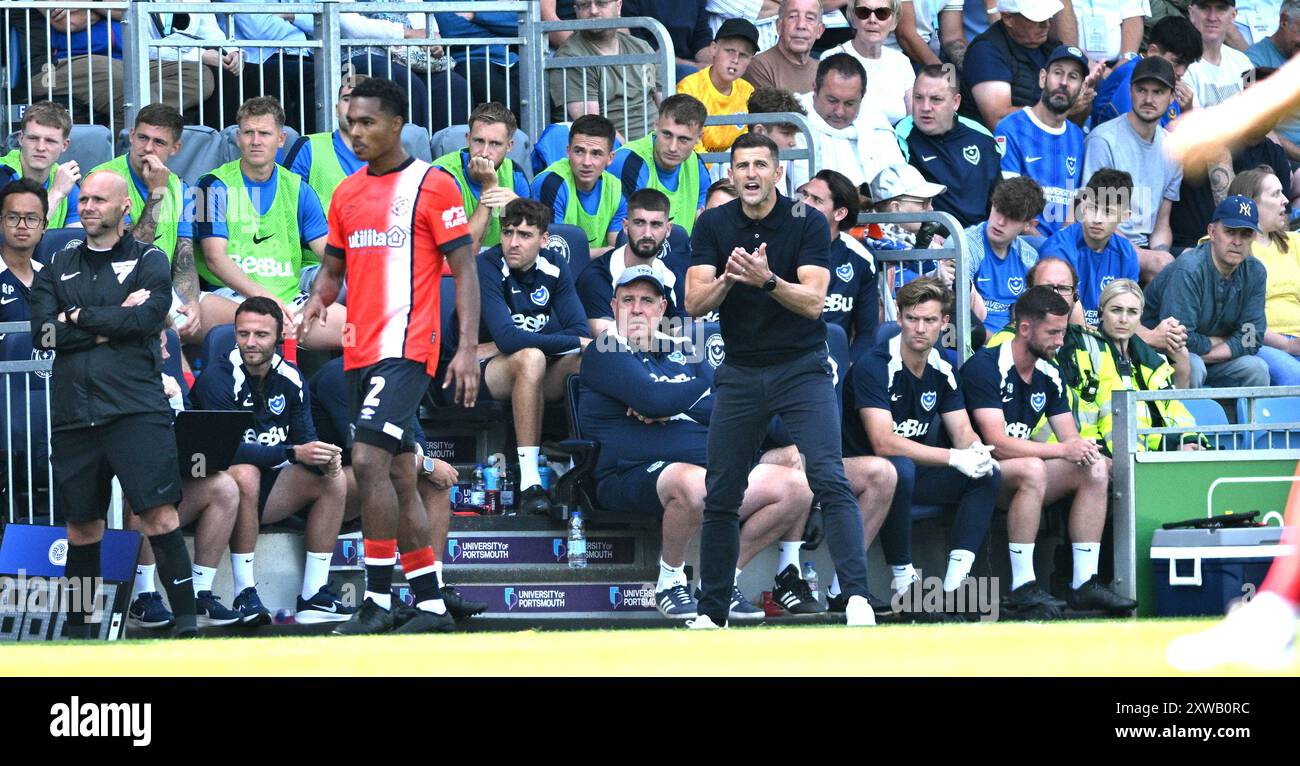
[896,116,1002,228]
[690,195,831,366]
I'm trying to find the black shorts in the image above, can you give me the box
[346,358,427,454]
[595,461,672,516]
[53,412,183,523]
[430,355,497,406]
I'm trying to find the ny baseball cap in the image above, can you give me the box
[715,18,760,52]
[1212,195,1261,232]
[1046,45,1089,75]
[1131,56,1176,90]
[869,164,947,203]
[996,0,1064,22]
[615,264,669,295]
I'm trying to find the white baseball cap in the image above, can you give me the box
[869,164,947,203]
[996,0,1064,22]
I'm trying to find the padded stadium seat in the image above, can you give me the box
[401,123,433,162]
[544,223,590,270]
[34,227,87,263]
[1242,396,1300,450]
[430,124,533,179]
[530,122,570,176]
[166,125,228,185]
[6,124,115,173]
[193,323,236,376]
[421,277,510,422]
[1181,398,1234,450]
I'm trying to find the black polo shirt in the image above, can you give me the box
[690,195,830,366]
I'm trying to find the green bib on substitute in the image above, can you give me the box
[294,131,352,268]
[93,154,183,262]
[1,150,72,229]
[433,149,519,249]
[541,160,621,249]
[197,161,303,303]
[620,134,700,234]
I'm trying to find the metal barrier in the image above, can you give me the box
[0,322,54,526]
[1111,385,1300,607]
[856,210,972,363]
[529,16,675,143]
[697,111,819,189]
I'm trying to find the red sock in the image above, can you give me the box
[363,538,398,599]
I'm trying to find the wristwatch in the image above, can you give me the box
[283,445,297,464]
[762,275,778,292]
[422,456,437,476]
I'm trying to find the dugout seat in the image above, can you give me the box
[544,223,589,271]
[1181,397,1234,450]
[165,125,228,185]
[430,124,534,180]
[419,276,512,425]
[34,227,87,263]
[1238,395,1300,450]
[401,123,433,162]
[6,124,115,175]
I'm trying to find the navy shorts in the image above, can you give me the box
[430,354,497,406]
[595,461,672,516]
[346,358,427,454]
[53,412,183,523]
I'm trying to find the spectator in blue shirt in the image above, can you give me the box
[960,0,1064,130]
[965,176,1045,335]
[1091,16,1203,130]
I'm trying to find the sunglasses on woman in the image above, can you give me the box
[854,5,894,20]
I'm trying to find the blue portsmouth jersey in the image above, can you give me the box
[824,232,879,352]
[452,246,590,355]
[577,245,688,322]
[578,331,713,479]
[959,341,1069,440]
[842,333,964,456]
[1038,222,1141,327]
[966,222,1038,334]
[191,347,317,470]
[0,260,53,386]
[994,108,1085,238]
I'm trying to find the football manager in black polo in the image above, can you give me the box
[685,132,874,629]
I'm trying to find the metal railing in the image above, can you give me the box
[530,16,674,143]
[697,111,818,185]
[1111,385,1300,603]
[856,210,972,364]
[0,322,55,526]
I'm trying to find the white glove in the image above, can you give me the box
[949,447,993,479]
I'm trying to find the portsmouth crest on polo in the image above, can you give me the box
[1030,391,1046,412]
[836,262,854,283]
[963,145,981,165]
[530,286,550,306]
[920,390,937,411]
[1008,276,1025,295]
[268,394,286,416]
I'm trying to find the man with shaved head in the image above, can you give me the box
[32,168,198,639]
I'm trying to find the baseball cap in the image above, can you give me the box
[615,264,669,295]
[715,18,760,52]
[1189,0,1235,6]
[1046,45,1089,75]
[1211,195,1261,232]
[869,164,947,203]
[1130,56,1177,90]
[996,0,1064,22]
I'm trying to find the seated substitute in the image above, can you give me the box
[578,188,688,337]
[195,97,338,347]
[960,286,1137,617]
[191,298,353,626]
[0,101,80,228]
[579,266,824,619]
[432,101,532,250]
[842,277,1001,620]
[608,95,712,235]
[531,114,628,255]
[795,169,879,359]
[963,176,1045,335]
[445,199,590,517]
[282,74,369,217]
[309,356,488,620]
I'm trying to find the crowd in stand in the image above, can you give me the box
[2,0,1299,628]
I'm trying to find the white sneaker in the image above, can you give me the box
[845,595,877,626]
[1166,591,1298,671]
[687,614,725,630]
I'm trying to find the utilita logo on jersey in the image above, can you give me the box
[348,226,409,249]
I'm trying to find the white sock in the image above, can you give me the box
[828,573,841,598]
[657,558,687,591]
[433,560,445,588]
[890,564,918,593]
[776,540,802,576]
[518,446,541,489]
[364,591,392,610]
[231,552,256,593]
[1072,542,1100,589]
[302,551,331,601]
[1008,543,1036,590]
[734,568,743,585]
[944,549,976,592]
[191,565,216,595]
[417,598,448,615]
[133,564,156,598]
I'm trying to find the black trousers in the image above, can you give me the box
[699,349,869,623]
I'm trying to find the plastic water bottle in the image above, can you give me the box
[567,511,587,569]
[500,467,516,515]
[483,454,501,491]
[538,454,556,491]
[470,464,486,508]
[803,562,820,604]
